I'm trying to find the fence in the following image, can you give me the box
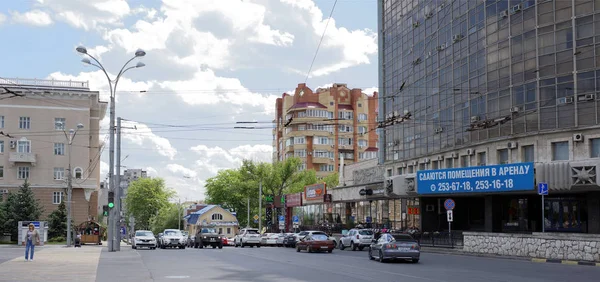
[413,231,464,248]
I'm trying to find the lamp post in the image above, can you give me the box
[76,46,146,252]
[56,121,84,247]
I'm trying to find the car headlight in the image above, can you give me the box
[203,236,207,239]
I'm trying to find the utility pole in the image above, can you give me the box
[178,198,181,230]
[57,121,83,247]
[115,117,122,251]
[259,180,262,232]
[247,197,250,228]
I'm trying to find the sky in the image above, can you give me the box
[0,0,378,202]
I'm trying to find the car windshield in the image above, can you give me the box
[311,234,329,241]
[359,230,373,235]
[393,234,415,241]
[312,232,327,237]
[164,230,181,236]
[201,228,216,233]
[246,230,259,234]
[135,231,153,237]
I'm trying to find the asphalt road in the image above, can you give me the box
[0,248,24,264]
[96,245,600,282]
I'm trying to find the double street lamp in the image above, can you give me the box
[56,121,84,247]
[75,46,146,252]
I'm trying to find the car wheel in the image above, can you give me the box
[378,250,385,263]
[351,242,357,251]
[296,245,301,252]
[241,242,245,248]
[358,246,364,251]
[212,245,216,249]
[412,259,419,263]
[218,244,223,249]
[339,241,345,250]
[257,245,261,248]
[368,248,374,260]
[332,241,337,248]
[328,249,333,253]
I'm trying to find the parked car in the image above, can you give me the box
[276,233,289,247]
[160,229,187,249]
[261,233,280,246]
[132,230,157,250]
[339,229,374,251]
[296,233,335,253]
[234,228,261,248]
[194,227,223,249]
[368,233,420,263]
[283,233,297,247]
[187,234,196,247]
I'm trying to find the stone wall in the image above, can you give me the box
[464,232,600,262]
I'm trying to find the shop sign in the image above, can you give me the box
[273,196,285,208]
[407,207,420,215]
[304,183,326,203]
[416,162,535,195]
[323,194,332,203]
[285,193,302,207]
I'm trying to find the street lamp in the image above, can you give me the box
[76,45,146,252]
[56,121,84,247]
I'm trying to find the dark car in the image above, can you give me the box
[368,233,420,263]
[194,227,223,249]
[283,234,297,248]
[296,233,335,253]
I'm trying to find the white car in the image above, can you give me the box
[338,229,374,251]
[161,229,187,249]
[132,230,157,250]
[234,228,261,248]
[261,233,279,246]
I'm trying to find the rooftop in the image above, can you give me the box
[0,77,90,91]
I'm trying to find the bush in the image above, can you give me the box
[48,236,65,242]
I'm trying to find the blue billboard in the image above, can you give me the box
[416,162,535,195]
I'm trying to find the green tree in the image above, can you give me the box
[0,199,6,236]
[2,180,44,241]
[150,203,183,234]
[205,168,257,228]
[47,200,72,240]
[124,178,174,230]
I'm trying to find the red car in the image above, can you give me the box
[296,233,335,253]
[221,237,228,246]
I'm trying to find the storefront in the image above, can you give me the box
[284,192,302,232]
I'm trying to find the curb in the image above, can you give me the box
[531,258,600,267]
[421,248,529,261]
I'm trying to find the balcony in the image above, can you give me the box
[312,157,332,164]
[9,152,37,166]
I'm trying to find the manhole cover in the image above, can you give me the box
[165,276,190,279]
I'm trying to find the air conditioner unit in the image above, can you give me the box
[466,149,475,156]
[573,133,584,142]
[452,34,463,43]
[434,127,443,133]
[507,141,518,149]
[410,160,418,166]
[9,140,16,149]
[400,162,407,168]
[436,44,446,51]
[421,158,431,164]
[330,145,334,148]
[425,12,433,19]
[578,93,596,101]
[470,116,480,123]
[437,155,444,161]
[510,4,522,14]
[510,106,520,113]
[451,153,458,159]
[557,96,574,105]
[500,10,509,18]
[413,21,420,28]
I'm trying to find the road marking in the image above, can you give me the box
[531,258,547,263]
[165,275,190,279]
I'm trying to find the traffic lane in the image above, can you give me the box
[323,247,600,282]
[0,248,25,264]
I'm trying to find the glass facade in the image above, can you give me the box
[381,0,600,162]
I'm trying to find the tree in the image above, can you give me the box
[205,169,258,228]
[47,200,72,240]
[0,199,6,236]
[2,180,44,241]
[150,203,183,234]
[124,178,174,230]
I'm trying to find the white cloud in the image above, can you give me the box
[100,161,109,178]
[0,13,6,25]
[166,164,198,178]
[32,0,130,30]
[10,10,53,26]
[191,144,272,175]
[120,120,177,160]
[363,87,378,96]
[145,167,159,177]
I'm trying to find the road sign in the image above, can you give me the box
[278,215,285,222]
[254,219,258,223]
[447,210,453,222]
[538,182,548,195]
[444,198,455,210]
[253,215,259,220]
[292,215,299,223]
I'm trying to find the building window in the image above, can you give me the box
[0,116,4,128]
[358,140,367,148]
[460,155,469,167]
[445,158,453,168]
[431,161,438,169]
[18,167,30,179]
[552,141,569,161]
[408,166,414,173]
[74,167,83,179]
[54,168,65,180]
[319,164,335,172]
[338,111,353,120]
[397,167,403,175]
[477,152,487,166]
[227,228,231,234]
[0,166,3,178]
[0,140,3,153]
[19,117,30,129]
[52,192,64,204]
[497,149,509,164]
[358,113,367,121]
[17,140,31,153]
[211,213,223,221]
[590,139,600,158]
[54,143,65,155]
[338,138,353,146]
[54,118,65,130]
[386,169,392,177]
[294,150,306,157]
[298,163,306,171]
[522,145,535,162]
[358,126,367,134]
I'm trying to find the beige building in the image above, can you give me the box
[0,78,107,224]
[184,205,239,237]
[273,83,379,178]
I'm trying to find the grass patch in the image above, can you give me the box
[0,241,17,245]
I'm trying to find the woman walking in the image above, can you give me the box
[24,223,40,262]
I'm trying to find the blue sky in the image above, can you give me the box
[0,0,378,201]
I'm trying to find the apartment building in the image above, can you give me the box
[0,78,107,224]
[273,83,379,178]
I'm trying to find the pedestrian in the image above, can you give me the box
[23,223,40,262]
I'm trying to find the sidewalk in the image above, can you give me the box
[0,245,102,282]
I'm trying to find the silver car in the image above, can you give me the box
[132,230,157,250]
[368,233,420,263]
[161,229,186,249]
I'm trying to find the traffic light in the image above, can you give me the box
[102,205,109,216]
[108,191,115,208]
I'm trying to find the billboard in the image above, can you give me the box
[304,183,326,204]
